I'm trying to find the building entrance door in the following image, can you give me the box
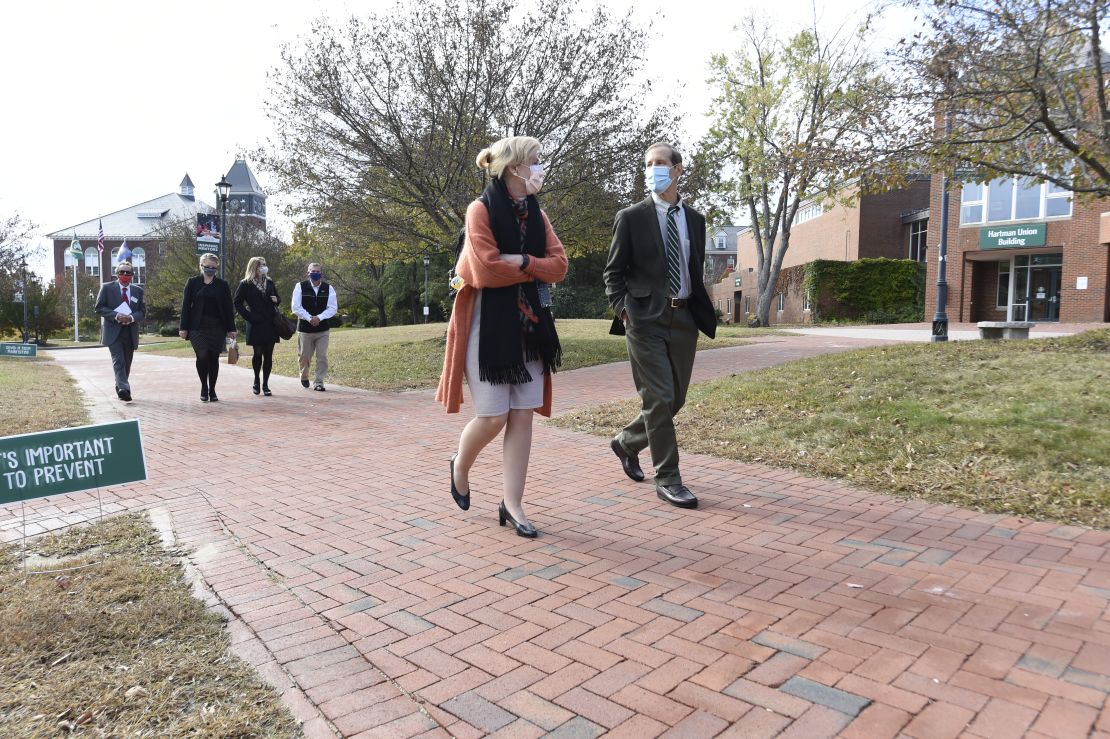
[1008,253,1062,322]
[1028,265,1060,321]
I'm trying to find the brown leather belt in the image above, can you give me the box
[669,298,688,308]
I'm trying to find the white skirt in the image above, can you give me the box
[464,289,544,416]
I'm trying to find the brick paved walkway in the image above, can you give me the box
[4,335,1109,738]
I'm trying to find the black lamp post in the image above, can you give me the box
[216,175,231,281]
[422,256,431,323]
[19,258,29,343]
[931,111,953,343]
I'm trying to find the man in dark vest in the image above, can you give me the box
[291,262,338,391]
[603,143,716,509]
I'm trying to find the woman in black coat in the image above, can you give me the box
[179,254,236,402]
[234,256,282,396]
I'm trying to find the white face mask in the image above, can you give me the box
[259,265,269,276]
[515,164,546,195]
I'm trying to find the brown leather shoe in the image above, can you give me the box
[656,483,698,509]
[610,438,645,482]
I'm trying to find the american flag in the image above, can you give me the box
[97,219,105,254]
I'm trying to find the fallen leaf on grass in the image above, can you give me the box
[125,686,148,699]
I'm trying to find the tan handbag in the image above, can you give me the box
[226,339,239,365]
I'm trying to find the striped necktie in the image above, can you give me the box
[666,205,682,297]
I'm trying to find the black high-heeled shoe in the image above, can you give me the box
[499,501,537,538]
[262,385,272,396]
[252,381,261,395]
[450,454,470,511]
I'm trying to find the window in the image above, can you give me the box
[745,296,751,314]
[1046,180,1071,217]
[726,298,732,316]
[803,290,812,312]
[777,292,785,311]
[796,201,826,224]
[960,182,984,224]
[960,177,1072,224]
[132,247,146,284]
[908,219,928,262]
[84,247,99,277]
[715,236,726,250]
[997,261,1010,308]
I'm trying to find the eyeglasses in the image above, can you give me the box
[118,271,133,275]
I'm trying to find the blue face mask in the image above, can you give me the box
[309,271,322,281]
[646,165,673,194]
[202,266,217,276]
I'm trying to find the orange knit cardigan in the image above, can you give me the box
[435,199,569,415]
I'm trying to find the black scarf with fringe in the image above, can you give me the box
[478,178,561,385]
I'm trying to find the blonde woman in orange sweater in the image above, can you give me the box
[436,136,568,537]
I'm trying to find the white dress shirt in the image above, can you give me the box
[291,280,338,321]
[651,192,691,298]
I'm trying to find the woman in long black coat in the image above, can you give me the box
[179,254,236,402]
[233,256,282,396]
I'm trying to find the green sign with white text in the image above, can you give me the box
[0,342,37,357]
[980,223,1047,249]
[196,235,220,256]
[1,420,147,504]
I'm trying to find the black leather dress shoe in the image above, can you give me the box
[301,378,310,388]
[610,438,645,482]
[449,454,470,511]
[499,501,538,538]
[656,483,698,509]
[118,389,131,402]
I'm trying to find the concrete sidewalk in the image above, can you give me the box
[4,336,1109,738]
[782,321,1102,343]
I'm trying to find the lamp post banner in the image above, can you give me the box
[1,420,147,505]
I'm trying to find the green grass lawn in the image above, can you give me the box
[551,329,1110,528]
[0,356,88,435]
[0,515,299,737]
[139,320,781,392]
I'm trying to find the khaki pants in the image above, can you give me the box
[298,330,330,385]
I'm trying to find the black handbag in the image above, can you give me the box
[272,311,295,340]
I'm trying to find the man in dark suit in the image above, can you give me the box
[94,261,145,402]
[603,143,716,508]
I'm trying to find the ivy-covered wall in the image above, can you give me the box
[802,258,926,323]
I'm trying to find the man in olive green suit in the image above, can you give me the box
[603,143,716,508]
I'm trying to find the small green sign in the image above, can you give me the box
[980,223,1047,249]
[1,420,147,504]
[0,342,37,357]
[196,235,220,256]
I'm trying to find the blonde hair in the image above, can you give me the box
[476,136,541,179]
[199,253,219,268]
[244,256,267,282]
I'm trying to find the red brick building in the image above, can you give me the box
[709,179,931,324]
[924,176,1110,323]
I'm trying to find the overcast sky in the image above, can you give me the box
[0,0,908,279]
